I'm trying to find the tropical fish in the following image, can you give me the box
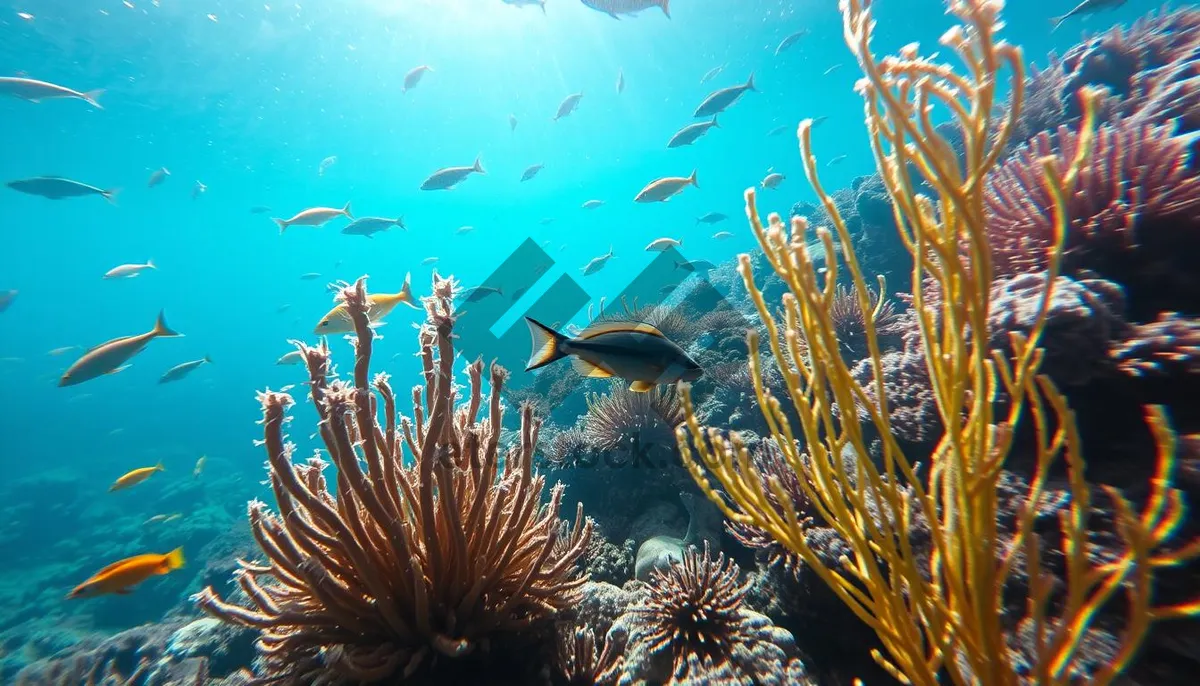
[301,273,322,281]
[144,513,182,525]
[694,73,755,117]
[762,171,785,189]
[422,257,440,266]
[675,259,716,273]
[700,64,725,83]
[0,76,103,108]
[318,155,337,176]
[403,65,433,93]
[646,237,683,251]
[67,548,185,599]
[509,113,518,132]
[775,30,809,56]
[60,311,182,387]
[273,203,353,233]
[580,0,671,20]
[616,68,625,94]
[147,167,170,188]
[521,163,545,182]
[0,289,15,313]
[250,205,272,214]
[696,212,727,225]
[462,285,504,303]
[420,157,485,191]
[635,170,698,203]
[667,116,720,148]
[456,225,475,235]
[1051,0,1125,30]
[713,231,734,240]
[502,0,547,13]
[6,176,118,203]
[524,318,701,392]
[342,215,405,238]
[314,275,418,335]
[110,463,164,492]
[158,355,212,384]
[553,92,584,121]
[48,346,80,356]
[767,124,790,137]
[582,199,605,209]
[193,455,206,478]
[276,350,304,365]
[191,181,206,200]
[582,247,615,276]
[104,260,156,279]
[827,154,848,167]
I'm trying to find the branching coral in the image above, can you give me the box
[583,381,684,453]
[675,0,1200,684]
[725,439,820,577]
[192,277,592,683]
[596,544,809,685]
[984,119,1200,310]
[1112,311,1200,378]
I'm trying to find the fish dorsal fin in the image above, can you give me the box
[579,321,665,340]
[92,557,137,578]
[572,357,614,378]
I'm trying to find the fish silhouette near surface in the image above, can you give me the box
[667,117,720,148]
[635,170,698,203]
[524,317,702,392]
[502,0,547,13]
[521,163,545,182]
[158,355,212,384]
[694,73,756,117]
[60,311,183,387]
[582,247,616,276]
[147,167,170,188]
[68,548,185,599]
[553,92,584,121]
[403,65,433,93]
[0,76,103,108]
[420,157,485,190]
[581,0,671,20]
[273,203,353,233]
[0,290,16,313]
[342,215,405,238]
[6,176,118,204]
[1051,0,1126,30]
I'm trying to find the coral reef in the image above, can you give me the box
[14,622,210,686]
[193,277,592,683]
[582,381,684,454]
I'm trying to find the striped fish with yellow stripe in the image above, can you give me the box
[524,317,701,392]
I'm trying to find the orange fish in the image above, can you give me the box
[67,548,185,599]
[109,462,164,491]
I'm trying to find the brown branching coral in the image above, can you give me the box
[597,544,809,685]
[192,277,592,684]
[583,381,685,453]
[985,119,1200,291]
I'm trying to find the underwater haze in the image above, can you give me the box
[0,0,1194,684]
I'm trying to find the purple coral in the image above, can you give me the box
[1111,311,1200,378]
[985,119,1200,315]
[726,440,820,577]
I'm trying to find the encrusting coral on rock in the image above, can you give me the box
[192,276,592,684]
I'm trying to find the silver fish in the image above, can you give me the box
[0,76,103,108]
[775,30,809,56]
[318,155,337,176]
[674,259,715,273]
[276,350,304,366]
[700,64,725,83]
[762,172,785,189]
[0,289,16,313]
[617,69,625,94]
[582,199,605,209]
[823,64,842,76]
[580,0,671,20]
[274,203,353,233]
[667,116,720,148]
[713,231,734,240]
[6,176,118,203]
[420,156,485,190]
[60,312,182,387]
[693,73,756,117]
[524,317,701,393]
[767,124,790,137]
[462,286,504,302]
[250,205,272,214]
[147,167,170,188]
[695,212,727,225]
[403,65,433,93]
[521,163,545,182]
[553,92,584,121]
[159,355,212,384]
[509,113,518,132]
[645,237,683,252]
[827,154,848,167]
[1051,0,1126,31]
[635,170,698,203]
[192,180,207,200]
[342,216,405,237]
[582,247,615,276]
[502,0,546,12]
[300,272,322,280]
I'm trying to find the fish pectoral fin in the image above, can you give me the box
[571,357,614,378]
[629,380,655,393]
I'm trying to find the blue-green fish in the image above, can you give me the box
[6,176,118,203]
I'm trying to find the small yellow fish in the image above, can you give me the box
[68,548,184,599]
[314,274,418,335]
[193,455,206,478]
[144,513,182,525]
[110,462,164,492]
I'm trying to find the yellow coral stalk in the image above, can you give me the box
[676,0,1199,684]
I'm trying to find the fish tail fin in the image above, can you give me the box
[400,272,419,309]
[660,0,671,18]
[473,155,486,174]
[525,317,569,371]
[539,0,546,13]
[203,354,213,364]
[1049,15,1066,31]
[102,187,121,205]
[153,310,183,338]
[746,72,757,91]
[711,114,720,128]
[82,89,105,109]
[145,258,156,270]
[342,201,353,219]
[165,547,185,571]
[689,169,699,188]
[396,215,407,230]
[273,218,288,234]
[156,461,165,472]
[679,237,684,247]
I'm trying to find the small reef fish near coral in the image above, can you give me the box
[3,1,1200,685]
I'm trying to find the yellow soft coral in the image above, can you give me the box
[675,0,1200,684]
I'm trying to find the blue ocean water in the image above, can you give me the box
[0,0,1176,661]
